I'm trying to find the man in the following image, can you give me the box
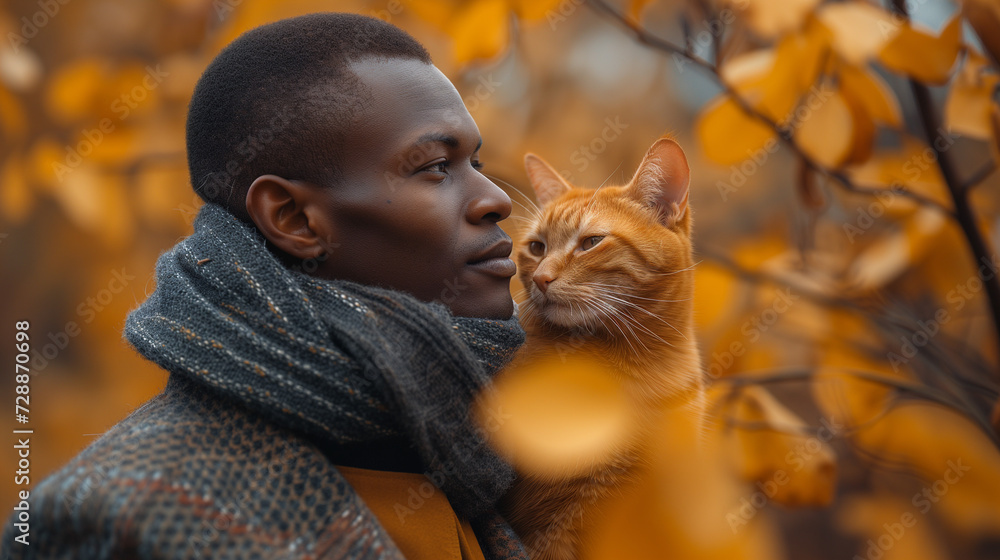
[3,13,528,560]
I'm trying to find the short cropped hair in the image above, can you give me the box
[185,12,431,223]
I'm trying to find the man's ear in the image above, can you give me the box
[245,175,335,261]
[524,153,573,208]
[627,137,690,229]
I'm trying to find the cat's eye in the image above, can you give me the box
[581,236,605,250]
[528,241,545,256]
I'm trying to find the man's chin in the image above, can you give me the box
[446,279,515,320]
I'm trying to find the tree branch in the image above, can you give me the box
[584,0,955,217]
[719,366,1000,446]
[889,0,1000,377]
[698,248,999,445]
[587,0,999,381]
[963,159,997,192]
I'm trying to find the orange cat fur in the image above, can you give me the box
[499,137,704,560]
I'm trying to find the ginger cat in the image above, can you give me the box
[498,137,705,560]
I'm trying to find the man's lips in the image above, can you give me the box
[467,239,516,278]
[467,257,516,278]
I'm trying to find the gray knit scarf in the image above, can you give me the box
[124,202,526,540]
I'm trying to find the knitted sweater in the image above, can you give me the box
[0,373,526,559]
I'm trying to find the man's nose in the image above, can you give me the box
[533,270,555,293]
[467,174,513,224]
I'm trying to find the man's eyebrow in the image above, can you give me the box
[413,133,483,151]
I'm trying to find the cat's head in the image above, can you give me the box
[516,137,693,333]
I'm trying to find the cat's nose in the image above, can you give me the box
[533,272,555,293]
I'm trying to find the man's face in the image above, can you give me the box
[310,57,516,319]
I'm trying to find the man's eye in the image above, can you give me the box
[423,160,448,173]
[472,160,484,171]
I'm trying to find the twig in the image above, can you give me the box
[584,0,955,218]
[700,248,998,391]
[587,0,996,378]
[826,169,953,214]
[699,248,999,443]
[719,366,1000,446]
[889,0,1000,377]
[963,159,997,192]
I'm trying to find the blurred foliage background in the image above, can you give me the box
[2,0,1000,558]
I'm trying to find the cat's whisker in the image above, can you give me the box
[501,197,541,225]
[510,200,542,221]
[584,161,623,211]
[518,297,538,316]
[486,174,543,220]
[620,311,674,347]
[582,284,693,304]
[611,311,653,354]
[594,296,676,348]
[586,299,643,356]
[571,301,595,334]
[656,261,701,276]
[591,298,652,354]
[592,291,693,304]
[651,261,702,276]
[592,292,688,341]
[620,311,675,348]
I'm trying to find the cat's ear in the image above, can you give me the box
[524,153,572,208]
[628,137,690,229]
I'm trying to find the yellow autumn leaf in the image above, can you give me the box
[51,163,104,232]
[27,137,64,191]
[0,155,33,224]
[839,62,902,127]
[962,0,1000,66]
[86,125,141,166]
[878,15,962,85]
[784,15,835,92]
[475,351,634,479]
[0,46,42,92]
[582,402,785,560]
[44,57,108,124]
[720,48,795,122]
[736,0,821,39]
[759,39,821,123]
[160,53,208,102]
[137,164,206,232]
[720,48,775,94]
[694,262,745,334]
[625,0,656,22]
[992,103,1000,160]
[696,95,777,166]
[845,207,946,291]
[794,87,858,169]
[837,496,952,560]
[844,89,877,165]
[510,0,566,23]
[721,384,838,508]
[945,52,999,139]
[106,62,163,120]
[401,0,460,31]
[449,0,510,66]
[818,1,900,65]
[848,402,1000,536]
[0,85,26,140]
[813,314,904,429]
[53,165,133,247]
[844,135,952,213]
[720,18,832,126]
